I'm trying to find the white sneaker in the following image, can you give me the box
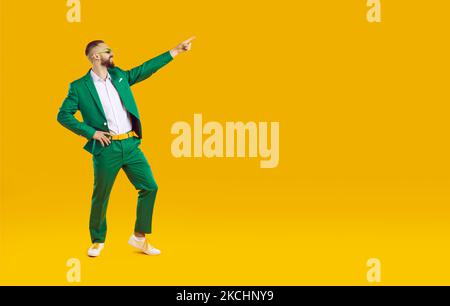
[128,235,161,255]
[87,243,104,257]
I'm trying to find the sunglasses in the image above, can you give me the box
[95,48,113,56]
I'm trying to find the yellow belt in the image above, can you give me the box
[109,130,138,141]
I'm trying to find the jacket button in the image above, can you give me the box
[104,122,107,126]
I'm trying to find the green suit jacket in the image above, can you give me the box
[57,50,173,155]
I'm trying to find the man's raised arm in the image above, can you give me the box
[125,36,196,86]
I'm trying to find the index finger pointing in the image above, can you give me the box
[184,36,196,43]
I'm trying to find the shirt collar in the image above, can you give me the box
[90,69,111,82]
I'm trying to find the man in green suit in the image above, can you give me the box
[57,37,195,257]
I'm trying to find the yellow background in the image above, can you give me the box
[1,0,450,285]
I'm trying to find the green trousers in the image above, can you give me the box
[89,136,158,243]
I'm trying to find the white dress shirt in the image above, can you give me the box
[90,69,133,135]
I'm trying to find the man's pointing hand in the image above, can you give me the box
[170,36,196,58]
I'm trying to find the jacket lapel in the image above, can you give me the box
[83,71,107,122]
[109,71,140,120]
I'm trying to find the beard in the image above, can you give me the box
[102,56,115,68]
